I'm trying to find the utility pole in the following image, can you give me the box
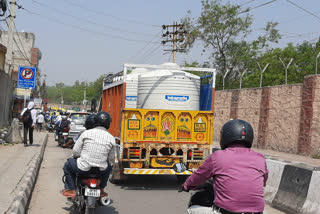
[6,0,16,78]
[161,22,186,63]
[83,81,87,111]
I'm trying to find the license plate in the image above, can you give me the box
[62,133,68,136]
[84,187,100,197]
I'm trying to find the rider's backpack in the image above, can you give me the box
[60,119,69,129]
[22,109,32,125]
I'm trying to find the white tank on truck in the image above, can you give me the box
[137,63,200,111]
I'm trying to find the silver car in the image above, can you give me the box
[68,112,91,139]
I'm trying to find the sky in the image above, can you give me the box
[4,0,320,86]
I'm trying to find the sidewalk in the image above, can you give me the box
[212,141,320,167]
[0,131,47,214]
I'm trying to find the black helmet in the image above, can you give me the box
[84,114,96,130]
[94,111,112,129]
[220,119,254,150]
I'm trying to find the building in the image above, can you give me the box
[0,31,42,119]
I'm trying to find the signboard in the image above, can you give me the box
[17,67,37,89]
[128,119,140,130]
[194,123,206,132]
[165,95,189,102]
[33,98,42,108]
[15,88,31,99]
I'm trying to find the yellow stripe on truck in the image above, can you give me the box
[124,168,193,175]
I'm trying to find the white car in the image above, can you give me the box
[68,112,91,139]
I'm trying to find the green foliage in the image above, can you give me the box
[47,74,108,104]
[181,0,320,90]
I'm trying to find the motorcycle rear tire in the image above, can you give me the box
[85,207,95,214]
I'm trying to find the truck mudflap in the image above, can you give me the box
[124,168,193,175]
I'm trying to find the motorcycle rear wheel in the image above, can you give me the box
[85,207,95,214]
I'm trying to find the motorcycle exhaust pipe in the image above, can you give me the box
[100,196,111,206]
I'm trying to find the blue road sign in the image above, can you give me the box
[17,67,37,89]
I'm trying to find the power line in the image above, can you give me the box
[31,0,156,37]
[60,0,160,28]
[127,30,161,62]
[286,0,320,22]
[5,20,32,65]
[20,7,159,44]
[239,0,277,14]
[13,22,30,62]
[240,0,257,7]
[141,43,162,63]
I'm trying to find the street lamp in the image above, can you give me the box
[316,52,320,74]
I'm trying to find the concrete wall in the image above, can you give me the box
[0,71,13,125]
[213,74,320,157]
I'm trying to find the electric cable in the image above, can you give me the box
[239,0,277,14]
[59,0,160,28]
[286,0,320,21]
[20,7,159,44]
[126,30,161,62]
[31,0,156,37]
[13,22,30,62]
[5,20,32,64]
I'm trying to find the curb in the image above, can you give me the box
[266,160,320,214]
[6,133,48,214]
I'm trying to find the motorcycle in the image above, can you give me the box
[47,122,55,132]
[58,128,69,147]
[174,163,214,212]
[64,167,111,214]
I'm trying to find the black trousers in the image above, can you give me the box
[23,124,34,145]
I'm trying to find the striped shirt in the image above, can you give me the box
[72,126,116,171]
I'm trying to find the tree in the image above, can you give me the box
[182,0,281,84]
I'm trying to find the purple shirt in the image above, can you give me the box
[184,145,268,212]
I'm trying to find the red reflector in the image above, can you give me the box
[242,131,246,135]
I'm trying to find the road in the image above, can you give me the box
[27,134,284,214]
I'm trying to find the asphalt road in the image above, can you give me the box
[27,134,284,214]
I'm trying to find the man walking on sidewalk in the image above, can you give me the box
[36,113,44,132]
[21,101,37,146]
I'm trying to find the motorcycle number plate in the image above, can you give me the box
[84,187,100,197]
[62,133,68,136]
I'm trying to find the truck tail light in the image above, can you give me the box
[187,149,192,160]
[193,149,203,160]
[129,147,140,159]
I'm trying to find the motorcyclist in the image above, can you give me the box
[62,111,115,198]
[183,119,268,214]
[55,113,70,141]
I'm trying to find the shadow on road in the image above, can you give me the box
[115,174,185,191]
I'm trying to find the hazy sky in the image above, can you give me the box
[5,0,320,86]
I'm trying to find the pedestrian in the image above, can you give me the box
[36,113,45,132]
[21,101,37,147]
[183,119,268,214]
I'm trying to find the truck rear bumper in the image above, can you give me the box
[123,168,193,175]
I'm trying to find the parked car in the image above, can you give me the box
[68,112,91,139]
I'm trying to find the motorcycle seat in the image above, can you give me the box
[77,167,101,178]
